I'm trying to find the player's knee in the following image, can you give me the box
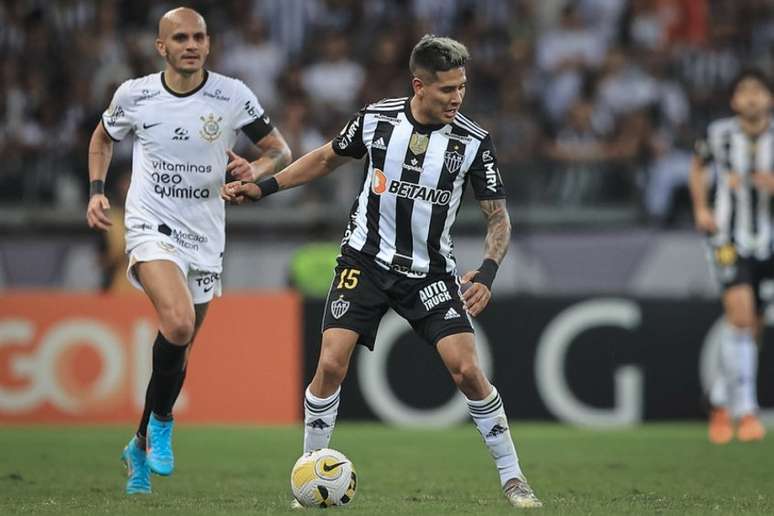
[451,360,484,387]
[318,354,349,384]
[160,308,195,345]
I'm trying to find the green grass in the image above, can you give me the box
[0,423,772,515]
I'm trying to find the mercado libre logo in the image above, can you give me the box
[199,113,222,143]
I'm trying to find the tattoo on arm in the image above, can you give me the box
[265,148,287,174]
[480,199,511,264]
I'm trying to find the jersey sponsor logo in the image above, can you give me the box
[173,228,208,251]
[447,132,472,144]
[172,127,190,141]
[372,169,387,194]
[372,137,387,150]
[374,113,400,124]
[419,280,452,311]
[143,122,162,129]
[444,307,460,320]
[199,113,222,142]
[386,180,451,206]
[409,133,429,155]
[137,89,161,102]
[195,272,219,290]
[484,162,499,193]
[482,150,493,163]
[338,116,360,150]
[105,103,124,126]
[152,160,212,174]
[330,295,350,320]
[203,88,230,101]
[151,171,210,200]
[444,150,464,174]
[243,100,260,120]
[402,159,423,173]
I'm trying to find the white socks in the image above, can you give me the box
[713,325,758,418]
[466,386,524,486]
[303,386,340,453]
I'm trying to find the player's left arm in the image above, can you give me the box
[226,128,292,182]
[460,134,510,317]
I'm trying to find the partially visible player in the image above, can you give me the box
[224,35,541,508]
[86,7,291,494]
[690,69,770,444]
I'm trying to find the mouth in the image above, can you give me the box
[444,108,458,118]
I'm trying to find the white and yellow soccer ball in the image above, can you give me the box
[290,448,357,508]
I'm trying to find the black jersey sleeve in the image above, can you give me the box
[468,135,506,200]
[331,109,367,159]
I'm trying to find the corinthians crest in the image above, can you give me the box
[409,133,429,155]
[330,295,350,320]
[199,113,222,142]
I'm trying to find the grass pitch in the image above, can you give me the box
[1,423,772,515]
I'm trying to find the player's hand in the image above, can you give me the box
[693,206,717,234]
[86,194,112,231]
[226,149,257,181]
[221,180,261,204]
[727,172,742,190]
[460,270,491,317]
[752,172,774,193]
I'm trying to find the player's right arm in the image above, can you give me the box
[689,138,717,234]
[86,122,114,231]
[223,109,366,204]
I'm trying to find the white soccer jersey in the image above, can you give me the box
[101,70,272,272]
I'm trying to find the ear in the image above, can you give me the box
[155,38,166,57]
[411,76,423,97]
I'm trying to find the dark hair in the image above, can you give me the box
[409,34,469,80]
[729,68,772,97]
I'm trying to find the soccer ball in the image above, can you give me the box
[290,448,357,508]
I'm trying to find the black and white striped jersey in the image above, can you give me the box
[332,97,505,275]
[695,116,774,258]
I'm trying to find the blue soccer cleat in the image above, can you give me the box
[121,436,151,494]
[147,413,175,476]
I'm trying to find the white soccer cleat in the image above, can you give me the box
[503,477,543,508]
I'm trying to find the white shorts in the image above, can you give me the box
[126,240,222,304]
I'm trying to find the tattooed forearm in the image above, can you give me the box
[252,146,292,181]
[480,199,512,264]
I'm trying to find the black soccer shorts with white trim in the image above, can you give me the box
[322,246,473,350]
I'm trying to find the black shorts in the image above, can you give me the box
[709,243,774,311]
[322,246,474,350]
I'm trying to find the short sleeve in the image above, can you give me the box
[233,81,274,142]
[694,130,714,166]
[468,135,506,199]
[331,109,367,159]
[101,82,134,141]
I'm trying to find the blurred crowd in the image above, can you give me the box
[2,0,774,226]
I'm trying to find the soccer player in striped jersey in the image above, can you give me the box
[224,35,541,508]
[86,7,291,494]
[690,69,771,444]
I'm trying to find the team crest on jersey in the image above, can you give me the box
[330,295,350,319]
[444,150,464,174]
[409,133,429,155]
[199,113,222,142]
[714,244,737,267]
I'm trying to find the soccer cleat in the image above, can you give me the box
[708,408,733,445]
[147,413,175,476]
[121,436,151,494]
[737,414,766,442]
[503,477,543,508]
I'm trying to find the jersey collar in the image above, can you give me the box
[161,69,209,98]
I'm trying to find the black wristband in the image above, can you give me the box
[90,180,105,197]
[474,258,499,290]
[255,176,279,199]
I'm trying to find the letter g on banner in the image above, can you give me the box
[535,298,643,428]
[357,310,492,426]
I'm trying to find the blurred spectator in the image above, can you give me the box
[301,33,365,116]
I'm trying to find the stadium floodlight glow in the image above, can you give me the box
[357,309,493,426]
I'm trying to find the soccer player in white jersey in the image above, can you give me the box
[85,7,291,494]
[224,35,542,509]
[690,69,771,444]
